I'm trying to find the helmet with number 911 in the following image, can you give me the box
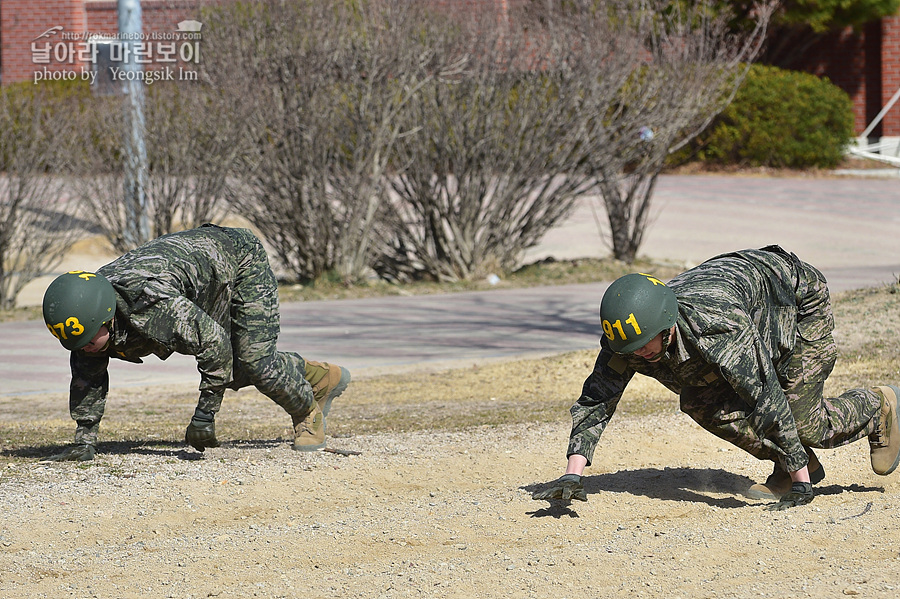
[42,271,116,351]
[599,273,677,354]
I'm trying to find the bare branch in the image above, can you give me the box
[0,86,86,309]
[547,0,774,262]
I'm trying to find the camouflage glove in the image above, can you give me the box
[184,408,220,452]
[45,444,96,462]
[532,474,587,502]
[765,482,813,511]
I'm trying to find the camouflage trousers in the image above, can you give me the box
[679,263,880,471]
[198,228,314,418]
[681,378,879,469]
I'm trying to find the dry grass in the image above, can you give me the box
[664,154,897,178]
[275,255,687,303]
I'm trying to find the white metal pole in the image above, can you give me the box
[118,0,149,247]
[860,85,900,141]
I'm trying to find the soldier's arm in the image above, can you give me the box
[532,347,631,502]
[69,351,110,446]
[567,345,633,467]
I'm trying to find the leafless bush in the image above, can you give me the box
[201,0,441,283]
[199,0,770,282]
[0,86,86,310]
[378,8,598,282]
[199,0,346,281]
[142,84,237,237]
[375,0,771,278]
[547,0,772,262]
[70,81,235,254]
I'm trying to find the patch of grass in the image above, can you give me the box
[275,256,688,303]
[0,305,42,323]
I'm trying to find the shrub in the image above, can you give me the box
[0,79,88,308]
[676,64,854,169]
[0,80,91,168]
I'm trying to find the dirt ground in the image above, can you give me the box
[2,286,900,599]
[2,410,899,599]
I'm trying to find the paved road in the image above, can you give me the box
[3,174,899,397]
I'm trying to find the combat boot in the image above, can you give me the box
[292,361,351,452]
[293,404,326,451]
[746,448,825,500]
[304,360,351,417]
[869,385,900,475]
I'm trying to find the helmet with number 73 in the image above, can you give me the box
[42,271,116,351]
[599,273,678,354]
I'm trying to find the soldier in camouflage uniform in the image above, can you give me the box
[533,245,900,510]
[41,224,350,461]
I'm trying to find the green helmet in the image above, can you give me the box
[42,271,116,351]
[600,273,677,353]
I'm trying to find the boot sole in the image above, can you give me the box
[872,385,900,476]
[292,441,326,452]
[321,367,351,417]
[745,463,826,500]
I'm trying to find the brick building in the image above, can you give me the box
[1,1,899,150]
[791,15,900,156]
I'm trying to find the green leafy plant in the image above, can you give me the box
[676,64,854,169]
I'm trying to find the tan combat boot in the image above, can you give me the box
[746,448,825,500]
[869,385,900,475]
[292,361,351,452]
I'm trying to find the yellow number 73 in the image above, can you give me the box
[46,317,85,341]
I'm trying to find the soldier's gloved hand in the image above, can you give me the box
[532,474,587,502]
[765,482,813,511]
[45,444,96,462]
[185,408,220,452]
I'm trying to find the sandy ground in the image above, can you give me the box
[2,388,900,599]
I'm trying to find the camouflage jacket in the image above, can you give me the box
[68,225,265,445]
[568,246,833,472]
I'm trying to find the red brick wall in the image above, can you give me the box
[84,1,198,36]
[1,0,87,83]
[782,18,900,137]
[881,16,900,136]
[789,27,871,135]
